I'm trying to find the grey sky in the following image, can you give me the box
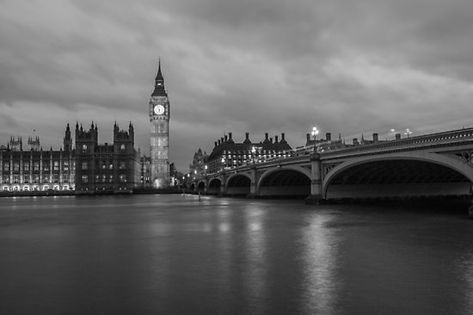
[1,0,473,170]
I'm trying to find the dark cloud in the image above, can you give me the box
[1,0,473,170]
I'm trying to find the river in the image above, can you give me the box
[0,195,472,314]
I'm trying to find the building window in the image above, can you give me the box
[13,163,19,172]
[3,164,9,171]
[119,174,127,183]
[109,163,113,170]
[33,162,39,171]
[53,161,59,171]
[24,175,29,183]
[120,144,126,151]
[81,175,88,183]
[82,144,88,152]
[119,161,126,169]
[24,163,30,172]
[43,164,50,172]
[82,162,88,170]
[109,175,113,183]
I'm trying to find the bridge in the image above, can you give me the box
[190,127,473,203]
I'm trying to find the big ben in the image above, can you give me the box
[149,60,170,188]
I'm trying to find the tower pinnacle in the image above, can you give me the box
[152,59,167,97]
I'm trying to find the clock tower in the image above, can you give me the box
[149,60,170,188]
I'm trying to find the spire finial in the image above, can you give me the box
[156,58,163,81]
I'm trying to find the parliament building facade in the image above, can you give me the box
[0,123,140,194]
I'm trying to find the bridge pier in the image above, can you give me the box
[246,167,258,198]
[305,153,324,205]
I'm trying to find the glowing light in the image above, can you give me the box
[311,126,320,138]
[404,128,412,138]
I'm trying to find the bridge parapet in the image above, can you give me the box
[321,127,473,158]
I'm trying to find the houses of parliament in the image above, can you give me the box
[0,63,171,194]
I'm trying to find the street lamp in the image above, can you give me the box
[221,157,225,171]
[404,128,412,138]
[311,126,319,152]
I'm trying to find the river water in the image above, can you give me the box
[0,195,472,314]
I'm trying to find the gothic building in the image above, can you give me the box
[148,60,170,188]
[205,132,292,173]
[0,124,75,192]
[75,122,140,194]
[189,148,208,175]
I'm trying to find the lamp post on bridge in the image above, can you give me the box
[404,128,412,138]
[221,157,226,172]
[311,126,319,152]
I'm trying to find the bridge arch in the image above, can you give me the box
[257,166,312,197]
[323,152,473,199]
[197,181,206,193]
[226,173,252,196]
[208,178,222,195]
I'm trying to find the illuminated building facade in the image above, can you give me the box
[0,125,75,192]
[149,61,170,188]
[206,132,292,174]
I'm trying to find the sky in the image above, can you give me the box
[1,0,473,171]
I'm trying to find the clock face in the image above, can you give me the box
[154,105,165,115]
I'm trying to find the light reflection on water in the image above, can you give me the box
[243,206,267,315]
[0,195,472,314]
[301,213,339,314]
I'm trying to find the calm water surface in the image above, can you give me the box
[1,195,472,314]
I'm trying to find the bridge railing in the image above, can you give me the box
[200,127,473,177]
[321,127,473,157]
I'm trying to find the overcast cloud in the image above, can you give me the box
[1,0,473,170]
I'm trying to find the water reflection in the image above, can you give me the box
[301,213,339,314]
[1,196,472,314]
[244,206,267,315]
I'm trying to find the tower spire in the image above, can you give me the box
[152,58,167,97]
[156,58,163,81]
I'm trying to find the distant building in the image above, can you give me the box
[189,148,208,175]
[205,132,292,173]
[0,125,75,192]
[75,122,140,194]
